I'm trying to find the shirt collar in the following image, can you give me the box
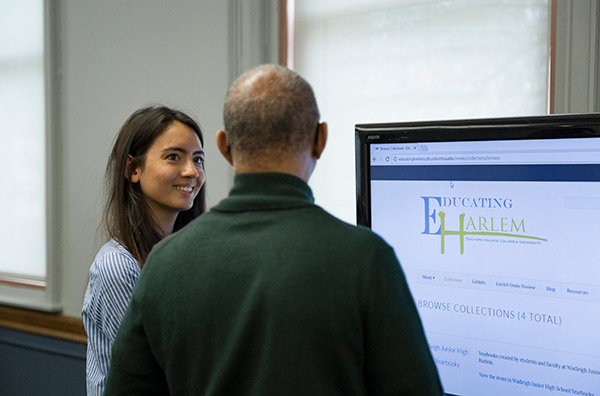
[212,172,315,212]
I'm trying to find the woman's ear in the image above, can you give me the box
[126,155,140,183]
[216,130,234,166]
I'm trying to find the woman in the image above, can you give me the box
[81,106,206,396]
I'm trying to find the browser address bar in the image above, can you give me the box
[370,151,600,165]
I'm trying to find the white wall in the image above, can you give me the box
[59,0,232,317]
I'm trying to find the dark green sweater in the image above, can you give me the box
[105,172,443,396]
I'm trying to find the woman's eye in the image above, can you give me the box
[166,154,179,160]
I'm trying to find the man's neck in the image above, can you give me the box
[232,154,314,182]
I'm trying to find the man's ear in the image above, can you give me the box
[126,155,140,183]
[216,130,234,166]
[312,122,328,159]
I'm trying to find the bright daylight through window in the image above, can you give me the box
[0,0,57,310]
[293,0,550,224]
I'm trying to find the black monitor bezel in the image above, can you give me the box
[355,113,600,228]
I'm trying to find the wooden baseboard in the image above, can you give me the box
[0,305,87,344]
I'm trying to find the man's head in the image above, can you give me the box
[217,64,327,180]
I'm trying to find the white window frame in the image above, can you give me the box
[0,0,61,312]
[552,0,600,113]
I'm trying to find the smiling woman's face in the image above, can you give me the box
[130,120,205,231]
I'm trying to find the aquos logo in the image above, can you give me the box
[421,196,547,254]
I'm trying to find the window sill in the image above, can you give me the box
[0,305,86,344]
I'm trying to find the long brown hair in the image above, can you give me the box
[102,106,206,266]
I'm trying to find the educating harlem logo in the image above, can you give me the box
[421,196,547,254]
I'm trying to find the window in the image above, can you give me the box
[290,0,551,224]
[0,0,60,311]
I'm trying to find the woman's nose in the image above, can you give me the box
[181,159,199,177]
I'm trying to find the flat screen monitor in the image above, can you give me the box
[355,113,600,396]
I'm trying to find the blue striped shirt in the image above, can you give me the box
[82,239,141,396]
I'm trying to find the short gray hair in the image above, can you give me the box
[223,64,320,158]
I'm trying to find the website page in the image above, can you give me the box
[370,138,600,396]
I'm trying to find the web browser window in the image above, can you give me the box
[370,137,600,396]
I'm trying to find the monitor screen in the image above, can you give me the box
[355,113,600,396]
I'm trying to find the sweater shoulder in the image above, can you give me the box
[310,206,392,248]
